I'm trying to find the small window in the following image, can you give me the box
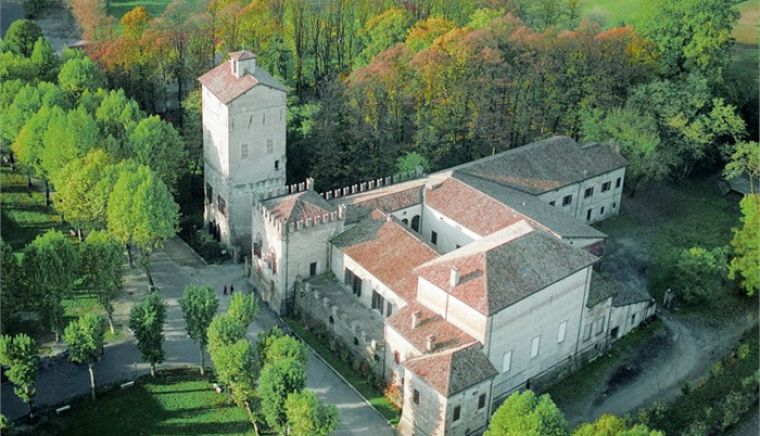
[402,218,409,225]
[478,394,486,409]
[531,336,540,358]
[562,195,572,206]
[309,262,317,276]
[600,206,605,215]
[502,351,512,372]
[549,200,555,207]
[413,389,420,405]
[431,231,438,245]
[353,337,359,346]
[394,351,400,364]
[557,321,567,343]
[205,183,213,203]
[241,143,249,159]
[616,178,622,188]
[453,406,461,422]
[371,290,385,315]
[262,112,266,124]
[583,324,592,341]
[631,314,636,325]
[266,139,274,154]
[584,187,594,198]
[274,159,279,170]
[455,244,461,249]
[596,317,605,335]
[586,208,593,221]
[386,301,393,317]
[217,195,227,217]
[329,316,334,324]
[602,181,611,192]
[613,202,617,209]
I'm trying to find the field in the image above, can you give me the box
[27,369,253,436]
[108,0,204,18]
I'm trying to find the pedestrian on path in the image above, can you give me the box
[230,284,234,294]
[223,285,227,295]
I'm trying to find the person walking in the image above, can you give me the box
[230,284,234,294]
[223,285,227,296]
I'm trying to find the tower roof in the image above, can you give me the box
[198,52,287,104]
[403,343,497,396]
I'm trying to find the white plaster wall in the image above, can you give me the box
[538,167,626,223]
[250,207,286,309]
[284,221,343,295]
[486,267,591,399]
[609,300,654,339]
[384,325,423,384]
[416,278,488,343]
[390,205,423,230]
[443,378,493,436]
[578,297,612,356]
[420,205,479,253]
[399,372,448,436]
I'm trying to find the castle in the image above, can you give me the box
[200,52,655,436]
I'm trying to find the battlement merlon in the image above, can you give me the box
[286,204,346,234]
[320,166,425,200]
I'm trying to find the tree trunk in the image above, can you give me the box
[199,344,205,376]
[77,228,83,242]
[88,364,97,400]
[126,243,134,268]
[106,312,115,335]
[144,264,154,287]
[44,179,50,206]
[150,363,156,377]
[27,401,33,419]
[244,401,260,436]
[27,173,32,187]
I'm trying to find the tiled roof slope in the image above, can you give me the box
[262,190,336,224]
[387,303,475,354]
[587,272,618,307]
[453,171,606,239]
[198,52,287,104]
[416,222,597,315]
[611,282,653,307]
[425,178,527,236]
[335,183,425,224]
[455,136,628,195]
[331,210,439,302]
[404,343,497,396]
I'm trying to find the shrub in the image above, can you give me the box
[650,246,727,304]
[737,343,751,359]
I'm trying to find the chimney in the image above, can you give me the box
[449,266,460,288]
[411,311,422,329]
[426,335,436,352]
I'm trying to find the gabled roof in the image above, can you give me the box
[331,210,439,302]
[404,343,497,397]
[262,190,336,224]
[454,136,628,195]
[332,182,425,224]
[198,51,287,104]
[386,303,475,354]
[587,272,618,307]
[415,222,598,315]
[611,282,653,307]
[452,172,607,240]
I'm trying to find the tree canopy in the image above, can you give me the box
[0,334,39,416]
[129,292,167,376]
[729,194,760,296]
[485,390,568,436]
[179,284,219,375]
[64,314,106,399]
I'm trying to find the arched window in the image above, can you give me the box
[402,218,409,225]
[411,215,420,232]
[253,233,263,258]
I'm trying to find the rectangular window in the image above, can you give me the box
[616,177,622,188]
[557,321,567,344]
[549,200,555,207]
[241,143,249,159]
[596,317,605,335]
[371,290,385,315]
[431,231,438,245]
[217,195,227,217]
[478,394,486,409]
[584,187,594,198]
[453,406,461,422]
[586,208,593,221]
[344,268,354,287]
[205,183,213,203]
[631,314,636,325]
[274,159,280,170]
[502,351,512,372]
[562,195,572,206]
[613,202,617,209]
[309,262,317,276]
[386,301,393,317]
[600,206,605,215]
[583,324,592,341]
[266,139,274,154]
[602,181,611,192]
[262,112,266,124]
[394,351,400,364]
[413,389,420,405]
[531,336,541,358]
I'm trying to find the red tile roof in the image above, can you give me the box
[425,178,527,236]
[386,302,475,353]
[198,53,286,104]
[263,191,336,224]
[404,343,497,396]
[332,210,439,302]
[229,50,255,61]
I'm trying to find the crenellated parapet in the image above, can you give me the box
[320,166,424,201]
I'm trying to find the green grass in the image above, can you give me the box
[108,0,204,18]
[285,318,401,426]
[580,0,644,27]
[29,369,254,435]
[547,320,664,408]
[1,166,66,252]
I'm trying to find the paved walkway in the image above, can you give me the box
[1,238,393,435]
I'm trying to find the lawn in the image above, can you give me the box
[108,0,204,18]
[285,318,401,426]
[28,369,254,436]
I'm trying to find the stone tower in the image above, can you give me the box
[198,51,288,255]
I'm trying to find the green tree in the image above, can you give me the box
[63,314,106,400]
[94,89,144,154]
[264,335,307,368]
[207,313,247,357]
[395,151,430,175]
[485,390,568,436]
[12,105,55,204]
[1,239,24,331]
[285,390,340,436]
[724,141,760,194]
[127,115,186,191]
[30,37,59,81]
[3,20,43,56]
[180,89,203,173]
[52,149,113,234]
[179,284,219,375]
[259,358,307,433]
[0,334,39,417]
[213,338,260,433]
[355,8,411,67]
[21,229,78,341]
[729,194,759,296]
[653,246,727,304]
[80,230,124,333]
[129,292,167,376]
[40,106,99,184]
[573,414,663,436]
[227,292,259,326]
[57,56,104,99]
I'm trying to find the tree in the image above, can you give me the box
[30,37,60,81]
[485,390,568,436]
[58,56,105,99]
[127,115,186,191]
[129,292,166,376]
[573,414,663,436]
[355,8,411,67]
[227,292,258,326]
[63,314,106,400]
[207,313,247,357]
[0,334,39,417]
[724,141,760,194]
[729,194,759,296]
[652,246,727,304]
[179,284,219,375]
[259,358,307,433]
[285,390,340,436]
[395,151,429,175]
[4,20,43,56]
[12,105,56,204]
[80,230,124,333]
[40,106,99,184]
[180,89,203,173]
[264,335,307,368]
[213,338,260,433]
[52,149,113,234]
[21,230,78,341]
[1,239,24,332]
